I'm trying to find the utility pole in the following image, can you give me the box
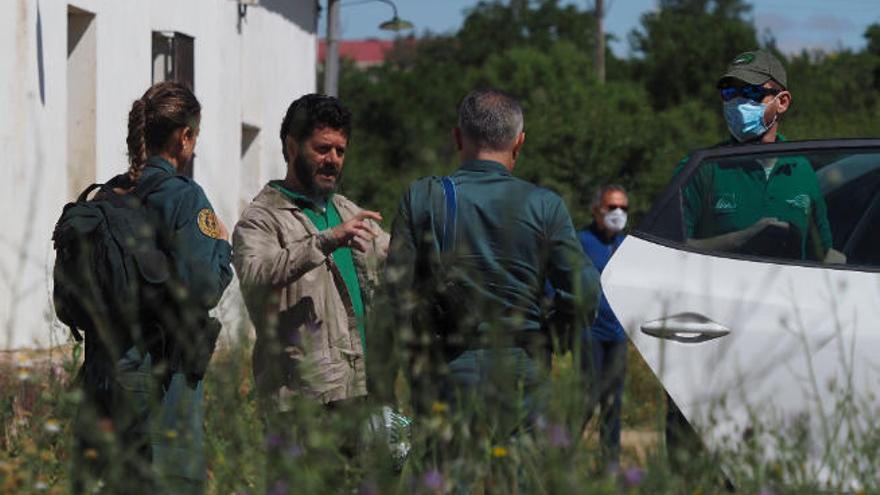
[324,0,341,97]
[595,0,605,84]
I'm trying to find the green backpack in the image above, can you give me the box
[52,172,174,370]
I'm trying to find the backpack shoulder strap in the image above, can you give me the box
[440,176,457,253]
[76,183,104,203]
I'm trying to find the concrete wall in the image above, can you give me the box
[0,0,318,349]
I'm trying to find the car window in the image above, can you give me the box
[646,146,880,268]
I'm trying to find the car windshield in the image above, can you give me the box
[680,148,880,266]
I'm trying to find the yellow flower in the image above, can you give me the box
[491,446,508,458]
[165,429,179,439]
[43,419,61,434]
[431,402,448,414]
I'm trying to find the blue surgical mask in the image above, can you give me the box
[723,96,777,143]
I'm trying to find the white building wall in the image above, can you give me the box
[0,0,318,349]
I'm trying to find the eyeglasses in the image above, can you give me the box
[719,84,781,102]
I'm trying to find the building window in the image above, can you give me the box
[67,6,97,201]
[151,31,195,176]
[152,31,194,88]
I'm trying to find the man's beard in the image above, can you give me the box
[293,154,341,196]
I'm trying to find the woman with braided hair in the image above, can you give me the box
[71,81,232,494]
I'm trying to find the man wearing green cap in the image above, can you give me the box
[667,49,842,473]
[678,49,840,262]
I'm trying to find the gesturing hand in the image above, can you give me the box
[330,210,383,252]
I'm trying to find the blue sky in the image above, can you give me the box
[322,0,880,56]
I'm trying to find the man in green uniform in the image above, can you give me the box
[232,94,389,489]
[668,49,843,475]
[681,49,840,262]
[373,89,600,473]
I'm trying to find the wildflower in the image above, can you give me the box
[286,444,303,459]
[358,479,380,495]
[269,481,288,495]
[547,422,571,448]
[422,469,444,491]
[265,434,284,448]
[83,448,99,460]
[622,467,645,488]
[164,429,178,440]
[98,419,115,434]
[17,370,31,382]
[431,402,448,414]
[44,419,61,434]
[305,318,323,334]
[491,446,508,458]
[34,480,48,491]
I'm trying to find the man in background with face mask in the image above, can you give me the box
[578,184,630,472]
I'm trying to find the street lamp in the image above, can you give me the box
[323,0,413,97]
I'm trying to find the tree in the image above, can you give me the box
[338,0,879,228]
[630,0,758,110]
[865,23,880,56]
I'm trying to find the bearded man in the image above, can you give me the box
[232,94,389,485]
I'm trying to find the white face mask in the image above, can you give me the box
[603,207,627,233]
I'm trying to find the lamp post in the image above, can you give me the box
[322,0,413,97]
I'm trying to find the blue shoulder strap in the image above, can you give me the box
[440,177,457,253]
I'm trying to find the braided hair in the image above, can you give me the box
[126,82,201,181]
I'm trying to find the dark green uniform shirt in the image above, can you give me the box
[386,159,600,344]
[680,136,833,260]
[123,156,234,310]
[269,182,366,353]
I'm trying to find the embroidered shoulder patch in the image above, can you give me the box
[197,208,222,239]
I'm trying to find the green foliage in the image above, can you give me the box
[630,0,757,110]
[865,23,880,56]
[339,0,879,231]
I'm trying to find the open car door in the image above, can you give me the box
[602,139,880,488]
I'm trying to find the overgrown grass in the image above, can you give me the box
[1,334,877,494]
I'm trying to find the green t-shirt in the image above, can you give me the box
[680,139,833,260]
[270,182,366,354]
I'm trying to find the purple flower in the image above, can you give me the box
[270,481,288,495]
[265,434,284,448]
[286,443,303,459]
[305,318,323,334]
[547,422,571,448]
[358,479,380,495]
[422,469,444,491]
[622,467,645,488]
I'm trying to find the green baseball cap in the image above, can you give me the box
[718,50,787,89]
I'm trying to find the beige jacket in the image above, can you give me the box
[232,185,389,408]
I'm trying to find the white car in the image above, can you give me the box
[602,139,880,489]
